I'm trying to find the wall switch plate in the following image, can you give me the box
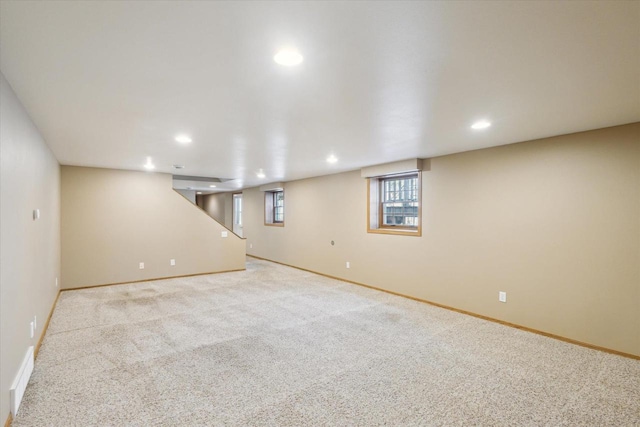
[55,277,58,287]
[221,231,228,238]
[249,243,253,249]
[30,322,34,338]
[170,259,176,266]
[499,291,507,303]
[33,209,40,220]
[139,262,145,270]
[346,262,350,269]
[33,316,37,331]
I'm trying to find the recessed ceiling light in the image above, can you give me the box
[274,49,303,66]
[471,120,491,130]
[197,192,202,195]
[256,170,266,179]
[175,135,192,144]
[327,155,338,164]
[144,157,155,170]
[209,184,217,188]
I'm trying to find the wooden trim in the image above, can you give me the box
[367,228,421,237]
[264,222,285,227]
[247,255,640,360]
[4,412,12,427]
[34,290,61,359]
[61,268,246,292]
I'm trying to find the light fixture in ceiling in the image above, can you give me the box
[471,120,491,130]
[274,49,303,66]
[256,170,266,179]
[209,184,217,188]
[326,155,338,164]
[143,157,155,170]
[197,192,202,195]
[175,134,192,144]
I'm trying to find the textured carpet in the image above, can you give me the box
[13,257,640,426]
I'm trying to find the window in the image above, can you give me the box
[264,190,284,226]
[273,191,284,223]
[368,172,421,236]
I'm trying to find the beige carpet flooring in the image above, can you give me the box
[13,257,640,426]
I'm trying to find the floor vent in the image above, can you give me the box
[10,346,34,417]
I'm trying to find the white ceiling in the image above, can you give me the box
[1,1,638,193]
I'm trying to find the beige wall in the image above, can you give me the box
[0,73,61,422]
[61,167,245,289]
[244,123,640,356]
[201,192,234,230]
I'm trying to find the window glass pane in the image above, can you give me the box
[273,191,284,222]
[380,175,418,227]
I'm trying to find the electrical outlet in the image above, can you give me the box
[139,262,145,270]
[499,291,507,303]
[170,259,176,266]
[30,322,34,339]
[346,261,350,269]
[221,231,228,238]
[249,243,253,249]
